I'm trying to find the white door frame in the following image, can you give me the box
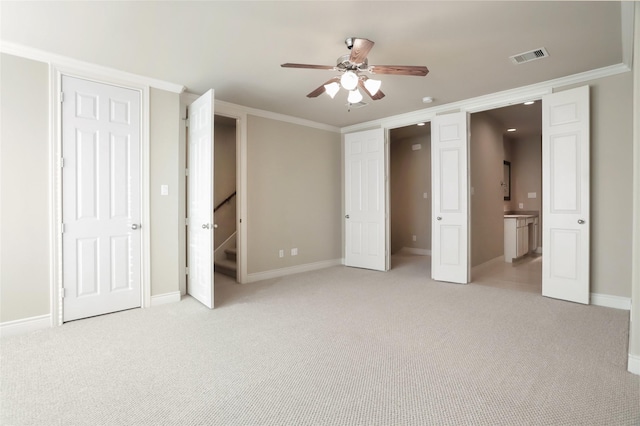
[215,102,248,284]
[50,66,152,326]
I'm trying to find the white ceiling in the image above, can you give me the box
[1,1,626,128]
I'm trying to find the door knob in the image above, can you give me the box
[437,216,442,221]
[214,224,219,229]
[345,215,350,219]
[577,219,585,225]
[131,224,140,230]
[202,223,210,229]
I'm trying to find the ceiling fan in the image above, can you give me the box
[281,37,429,103]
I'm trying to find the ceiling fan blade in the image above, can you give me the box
[307,77,340,98]
[281,63,335,70]
[369,65,429,76]
[358,79,385,100]
[349,38,375,65]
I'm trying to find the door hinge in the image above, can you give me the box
[60,158,65,168]
[61,223,65,233]
[185,168,189,177]
[185,267,189,276]
[60,92,64,103]
[185,118,190,128]
[185,218,189,226]
[61,288,66,298]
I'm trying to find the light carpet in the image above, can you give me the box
[1,254,638,425]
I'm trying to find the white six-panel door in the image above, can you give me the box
[62,76,141,321]
[542,86,590,304]
[344,129,386,271]
[431,112,470,284]
[187,90,215,309]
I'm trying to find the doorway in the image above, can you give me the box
[389,123,432,268]
[213,115,238,280]
[469,102,543,294]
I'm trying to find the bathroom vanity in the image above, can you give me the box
[504,214,538,262]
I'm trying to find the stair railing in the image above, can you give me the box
[214,191,236,213]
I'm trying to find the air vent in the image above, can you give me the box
[509,47,549,65]
[346,102,368,109]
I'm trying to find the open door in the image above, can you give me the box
[344,128,386,271]
[542,86,590,304]
[187,90,215,308]
[431,112,470,284]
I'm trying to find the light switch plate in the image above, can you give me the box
[528,192,537,198]
[160,185,169,196]
[519,203,524,209]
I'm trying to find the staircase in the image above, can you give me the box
[214,247,237,278]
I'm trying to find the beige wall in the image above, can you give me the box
[149,88,181,296]
[214,118,237,250]
[470,112,506,267]
[556,72,634,298]
[247,115,341,274]
[0,54,50,322]
[0,54,183,322]
[390,131,431,254]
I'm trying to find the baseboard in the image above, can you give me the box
[150,291,181,306]
[400,247,432,256]
[0,314,51,338]
[628,354,640,375]
[590,293,631,310]
[246,259,342,283]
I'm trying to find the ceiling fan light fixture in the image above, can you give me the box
[347,89,363,104]
[364,78,382,95]
[324,82,340,99]
[341,71,359,91]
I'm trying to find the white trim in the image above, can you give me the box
[51,67,152,324]
[142,87,151,308]
[590,293,631,311]
[0,315,51,338]
[400,247,432,256]
[215,102,248,284]
[216,99,340,133]
[621,2,635,70]
[1,41,185,94]
[341,63,630,135]
[181,92,339,133]
[150,291,181,307]
[246,259,342,283]
[628,354,640,376]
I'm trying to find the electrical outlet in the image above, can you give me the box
[291,248,298,256]
[412,235,417,242]
[279,249,284,258]
[519,203,524,209]
[423,192,428,199]
[160,184,169,196]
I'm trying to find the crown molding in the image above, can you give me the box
[341,62,631,134]
[0,41,185,94]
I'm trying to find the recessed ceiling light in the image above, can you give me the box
[417,122,426,126]
[422,96,433,103]
[507,128,517,132]
[524,101,535,105]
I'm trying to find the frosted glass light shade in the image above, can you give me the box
[347,89,363,103]
[364,78,381,95]
[324,82,340,99]
[340,71,359,91]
